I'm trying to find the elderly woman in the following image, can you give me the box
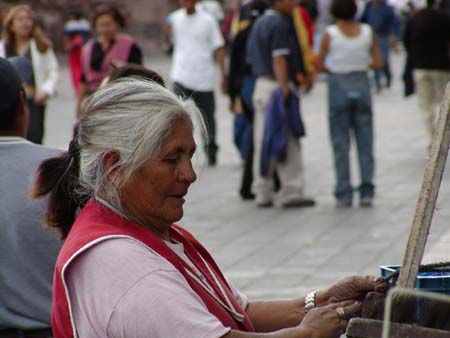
[33,79,384,338]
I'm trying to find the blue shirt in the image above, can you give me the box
[361,0,399,36]
[246,10,290,78]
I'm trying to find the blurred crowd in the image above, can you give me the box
[0,0,448,203]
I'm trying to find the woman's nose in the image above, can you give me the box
[178,160,197,183]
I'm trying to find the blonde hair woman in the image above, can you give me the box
[0,5,59,144]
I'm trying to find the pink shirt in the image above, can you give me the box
[66,238,248,338]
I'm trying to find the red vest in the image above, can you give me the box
[81,34,135,92]
[52,199,255,338]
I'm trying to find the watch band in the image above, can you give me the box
[305,290,318,313]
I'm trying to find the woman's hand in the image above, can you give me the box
[299,300,360,338]
[225,300,361,338]
[320,276,387,304]
[34,91,48,105]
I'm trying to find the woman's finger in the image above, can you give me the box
[327,299,355,309]
[343,302,362,319]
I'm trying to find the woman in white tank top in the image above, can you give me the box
[317,0,383,208]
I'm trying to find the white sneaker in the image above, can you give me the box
[255,194,273,207]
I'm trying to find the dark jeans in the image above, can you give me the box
[327,72,375,202]
[173,82,217,162]
[26,99,46,144]
[374,35,391,89]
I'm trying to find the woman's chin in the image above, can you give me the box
[167,208,184,225]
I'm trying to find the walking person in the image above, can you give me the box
[64,10,91,96]
[228,0,269,200]
[0,57,61,338]
[360,0,399,92]
[78,4,142,118]
[246,0,315,208]
[0,4,59,144]
[403,0,450,145]
[164,0,227,166]
[317,0,383,207]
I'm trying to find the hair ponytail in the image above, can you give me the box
[31,124,87,239]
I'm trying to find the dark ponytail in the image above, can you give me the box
[31,124,88,239]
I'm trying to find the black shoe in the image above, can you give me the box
[281,197,316,208]
[240,191,255,200]
[208,153,217,166]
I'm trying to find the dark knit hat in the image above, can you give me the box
[8,56,33,86]
[0,57,23,114]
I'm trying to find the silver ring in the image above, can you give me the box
[336,307,346,320]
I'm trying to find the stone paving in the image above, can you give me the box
[44,51,450,301]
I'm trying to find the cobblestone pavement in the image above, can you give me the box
[44,51,450,300]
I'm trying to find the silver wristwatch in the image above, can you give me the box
[305,290,318,313]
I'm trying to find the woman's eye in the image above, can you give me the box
[165,158,179,164]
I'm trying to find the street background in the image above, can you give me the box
[44,51,450,300]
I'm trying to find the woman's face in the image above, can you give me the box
[121,118,197,235]
[95,14,120,41]
[179,0,197,11]
[11,9,33,39]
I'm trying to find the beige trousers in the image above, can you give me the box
[252,77,305,201]
[414,69,450,141]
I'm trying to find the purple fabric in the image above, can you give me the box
[260,88,305,176]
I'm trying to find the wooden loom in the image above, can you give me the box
[346,84,450,338]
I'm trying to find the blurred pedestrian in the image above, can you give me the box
[403,0,450,144]
[0,4,59,144]
[228,0,269,199]
[314,0,333,50]
[246,0,315,208]
[361,0,399,92]
[229,0,257,40]
[401,0,418,98]
[297,0,315,47]
[299,0,319,25]
[291,1,315,87]
[78,4,142,118]
[64,9,91,96]
[198,0,225,23]
[0,57,61,338]
[318,0,383,207]
[164,0,226,166]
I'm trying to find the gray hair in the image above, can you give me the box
[77,78,205,211]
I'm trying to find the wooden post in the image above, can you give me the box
[397,83,450,288]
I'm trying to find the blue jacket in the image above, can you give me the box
[260,88,305,176]
[361,1,399,36]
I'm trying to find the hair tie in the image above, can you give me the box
[68,122,81,159]
[68,139,80,159]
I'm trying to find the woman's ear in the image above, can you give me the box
[102,150,122,185]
